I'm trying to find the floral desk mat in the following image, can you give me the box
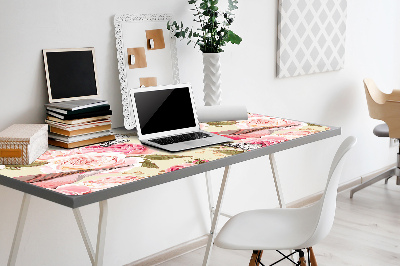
[0,114,330,196]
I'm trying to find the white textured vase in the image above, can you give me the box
[202,53,222,106]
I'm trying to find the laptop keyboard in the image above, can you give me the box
[149,132,212,145]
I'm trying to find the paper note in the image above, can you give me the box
[145,29,165,50]
[139,77,157,87]
[127,47,147,69]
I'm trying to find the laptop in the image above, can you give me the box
[130,84,232,152]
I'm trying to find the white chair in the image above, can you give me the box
[214,136,356,266]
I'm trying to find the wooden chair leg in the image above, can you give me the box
[298,250,307,266]
[308,247,318,266]
[249,250,263,266]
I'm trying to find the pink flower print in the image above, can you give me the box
[237,116,301,130]
[243,136,287,147]
[239,128,273,139]
[80,143,155,155]
[55,184,91,195]
[218,134,247,140]
[80,175,139,192]
[275,130,315,139]
[164,162,196,173]
[199,123,209,131]
[33,173,82,189]
[37,149,81,161]
[41,152,140,173]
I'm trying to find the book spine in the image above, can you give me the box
[46,105,110,115]
[47,110,112,120]
[49,124,112,136]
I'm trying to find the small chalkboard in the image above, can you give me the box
[43,48,99,103]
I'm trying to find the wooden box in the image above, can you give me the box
[0,124,48,165]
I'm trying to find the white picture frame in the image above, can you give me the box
[114,13,180,130]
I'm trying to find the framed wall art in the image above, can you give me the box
[276,0,347,78]
[114,13,180,129]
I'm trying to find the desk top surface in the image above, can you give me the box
[0,114,340,208]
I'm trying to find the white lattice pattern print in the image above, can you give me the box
[277,0,347,78]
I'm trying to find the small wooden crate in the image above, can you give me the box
[0,124,48,165]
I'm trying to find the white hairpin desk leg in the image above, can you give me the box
[205,171,214,222]
[74,200,108,266]
[269,153,286,208]
[95,200,108,266]
[8,193,31,266]
[73,208,95,265]
[202,166,231,266]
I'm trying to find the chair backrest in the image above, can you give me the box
[363,78,400,138]
[302,136,356,248]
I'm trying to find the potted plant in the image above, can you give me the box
[167,0,242,106]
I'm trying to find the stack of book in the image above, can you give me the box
[45,99,115,148]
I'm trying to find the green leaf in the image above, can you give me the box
[226,30,242,44]
[144,155,189,160]
[210,5,218,11]
[200,2,208,9]
[228,0,238,10]
[6,161,48,169]
[141,159,159,169]
[217,149,244,156]
[207,121,236,126]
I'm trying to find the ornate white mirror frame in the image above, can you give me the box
[114,13,180,130]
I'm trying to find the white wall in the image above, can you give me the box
[0,0,400,265]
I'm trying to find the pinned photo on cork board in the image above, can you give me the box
[114,13,180,130]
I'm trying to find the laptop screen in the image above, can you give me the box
[134,86,196,135]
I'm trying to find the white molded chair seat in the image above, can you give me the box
[214,136,357,264]
[215,203,321,250]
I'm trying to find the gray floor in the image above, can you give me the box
[160,178,400,266]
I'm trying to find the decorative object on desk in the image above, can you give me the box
[127,47,147,69]
[276,0,347,78]
[45,106,115,148]
[43,48,100,103]
[196,105,248,122]
[0,114,331,195]
[167,0,242,106]
[43,47,115,148]
[0,124,48,165]
[114,13,180,130]
[202,53,222,105]
[45,101,114,148]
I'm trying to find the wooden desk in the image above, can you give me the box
[0,114,340,266]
